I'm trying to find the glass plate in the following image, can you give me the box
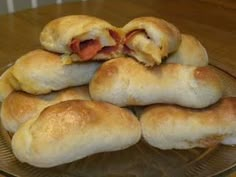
[0,64,236,177]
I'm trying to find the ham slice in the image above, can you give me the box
[70,30,121,61]
[100,30,121,54]
[70,39,102,61]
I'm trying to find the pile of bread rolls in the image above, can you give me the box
[0,15,235,168]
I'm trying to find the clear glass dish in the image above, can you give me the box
[0,64,236,177]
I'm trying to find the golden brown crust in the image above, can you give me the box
[0,68,15,101]
[1,86,91,133]
[123,17,181,65]
[0,49,101,97]
[166,34,208,66]
[2,91,44,124]
[12,100,141,167]
[90,57,223,108]
[141,98,236,149]
[33,100,138,139]
[143,98,236,124]
[123,17,181,46]
[14,49,61,66]
[127,17,179,39]
[40,15,124,60]
[194,66,223,92]
[90,58,120,90]
[194,67,217,81]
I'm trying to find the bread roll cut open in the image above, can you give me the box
[1,86,91,133]
[40,15,124,62]
[89,57,223,108]
[0,49,101,101]
[165,34,208,66]
[123,17,181,66]
[12,100,141,168]
[140,97,236,149]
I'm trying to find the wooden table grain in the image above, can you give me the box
[0,0,235,176]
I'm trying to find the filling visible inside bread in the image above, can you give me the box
[69,30,120,61]
[124,29,162,66]
[100,30,121,54]
[70,39,102,61]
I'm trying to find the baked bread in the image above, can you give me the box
[40,15,123,62]
[1,86,90,133]
[0,49,101,101]
[165,34,208,66]
[89,57,223,108]
[12,100,141,167]
[123,17,181,66]
[0,68,15,101]
[140,97,236,149]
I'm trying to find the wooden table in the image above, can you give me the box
[0,0,235,176]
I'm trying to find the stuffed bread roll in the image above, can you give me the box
[123,17,181,66]
[12,100,141,168]
[89,57,223,108]
[40,15,123,62]
[1,86,90,133]
[0,68,15,102]
[165,34,208,66]
[140,97,236,149]
[0,49,101,101]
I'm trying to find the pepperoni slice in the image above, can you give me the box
[79,39,102,60]
[70,39,102,61]
[70,38,80,53]
[70,30,120,60]
[100,30,121,54]
[109,30,121,43]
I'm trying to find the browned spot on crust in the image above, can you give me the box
[92,60,119,89]
[30,100,139,141]
[2,91,41,122]
[32,100,102,140]
[194,67,218,81]
[194,66,223,91]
